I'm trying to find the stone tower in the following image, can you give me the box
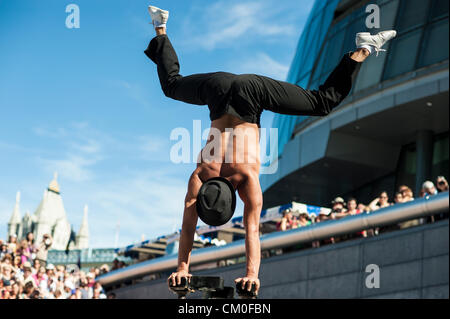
[76,205,89,249]
[7,191,22,239]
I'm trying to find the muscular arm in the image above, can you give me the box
[168,171,201,286]
[169,164,220,286]
[236,171,263,292]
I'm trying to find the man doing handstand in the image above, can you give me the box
[144,5,396,295]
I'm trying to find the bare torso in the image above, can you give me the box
[195,114,261,189]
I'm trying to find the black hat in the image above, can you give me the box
[196,177,236,227]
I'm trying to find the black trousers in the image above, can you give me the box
[145,35,362,126]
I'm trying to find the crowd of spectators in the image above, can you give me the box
[0,232,114,299]
[2,177,448,297]
[276,176,449,246]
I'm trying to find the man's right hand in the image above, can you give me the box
[168,270,192,287]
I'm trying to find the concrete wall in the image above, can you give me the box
[111,220,449,299]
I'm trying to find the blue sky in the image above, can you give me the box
[0,0,314,248]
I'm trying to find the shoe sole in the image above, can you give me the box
[148,5,169,15]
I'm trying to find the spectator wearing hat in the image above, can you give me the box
[436,176,449,193]
[320,197,347,223]
[45,263,56,292]
[332,197,347,216]
[330,197,349,242]
[35,234,52,269]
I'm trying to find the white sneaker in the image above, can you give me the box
[356,30,397,56]
[148,5,169,28]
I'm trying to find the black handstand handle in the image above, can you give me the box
[235,281,258,299]
[169,276,225,299]
[190,276,224,291]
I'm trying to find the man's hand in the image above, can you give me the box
[167,270,192,287]
[235,276,260,294]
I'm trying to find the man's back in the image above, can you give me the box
[196,114,261,189]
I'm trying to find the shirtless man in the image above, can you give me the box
[144,5,397,295]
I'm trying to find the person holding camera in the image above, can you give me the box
[35,234,52,269]
[436,176,449,193]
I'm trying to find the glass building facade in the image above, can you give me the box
[264,0,448,208]
[274,0,449,157]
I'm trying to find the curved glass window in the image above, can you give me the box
[382,0,448,81]
[395,144,417,193]
[354,0,399,92]
[270,0,448,161]
[418,19,449,68]
[396,0,431,33]
[432,133,449,180]
[430,0,449,20]
[272,0,340,157]
[383,29,423,79]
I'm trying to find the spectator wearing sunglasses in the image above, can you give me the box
[369,191,392,212]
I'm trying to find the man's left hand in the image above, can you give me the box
[234,276,260,294]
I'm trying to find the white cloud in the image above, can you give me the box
[110,80,153,110]
[33,123,107,183]
[23,122,192,247]
[178,1,298,51]
[137,135,171,162]
[235,52,290,80]
[68,170,188,247]
[39,155,99,183]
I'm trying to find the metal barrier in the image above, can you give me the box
[97,192,449,287]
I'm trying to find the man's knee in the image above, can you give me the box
[161,76,180,98]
